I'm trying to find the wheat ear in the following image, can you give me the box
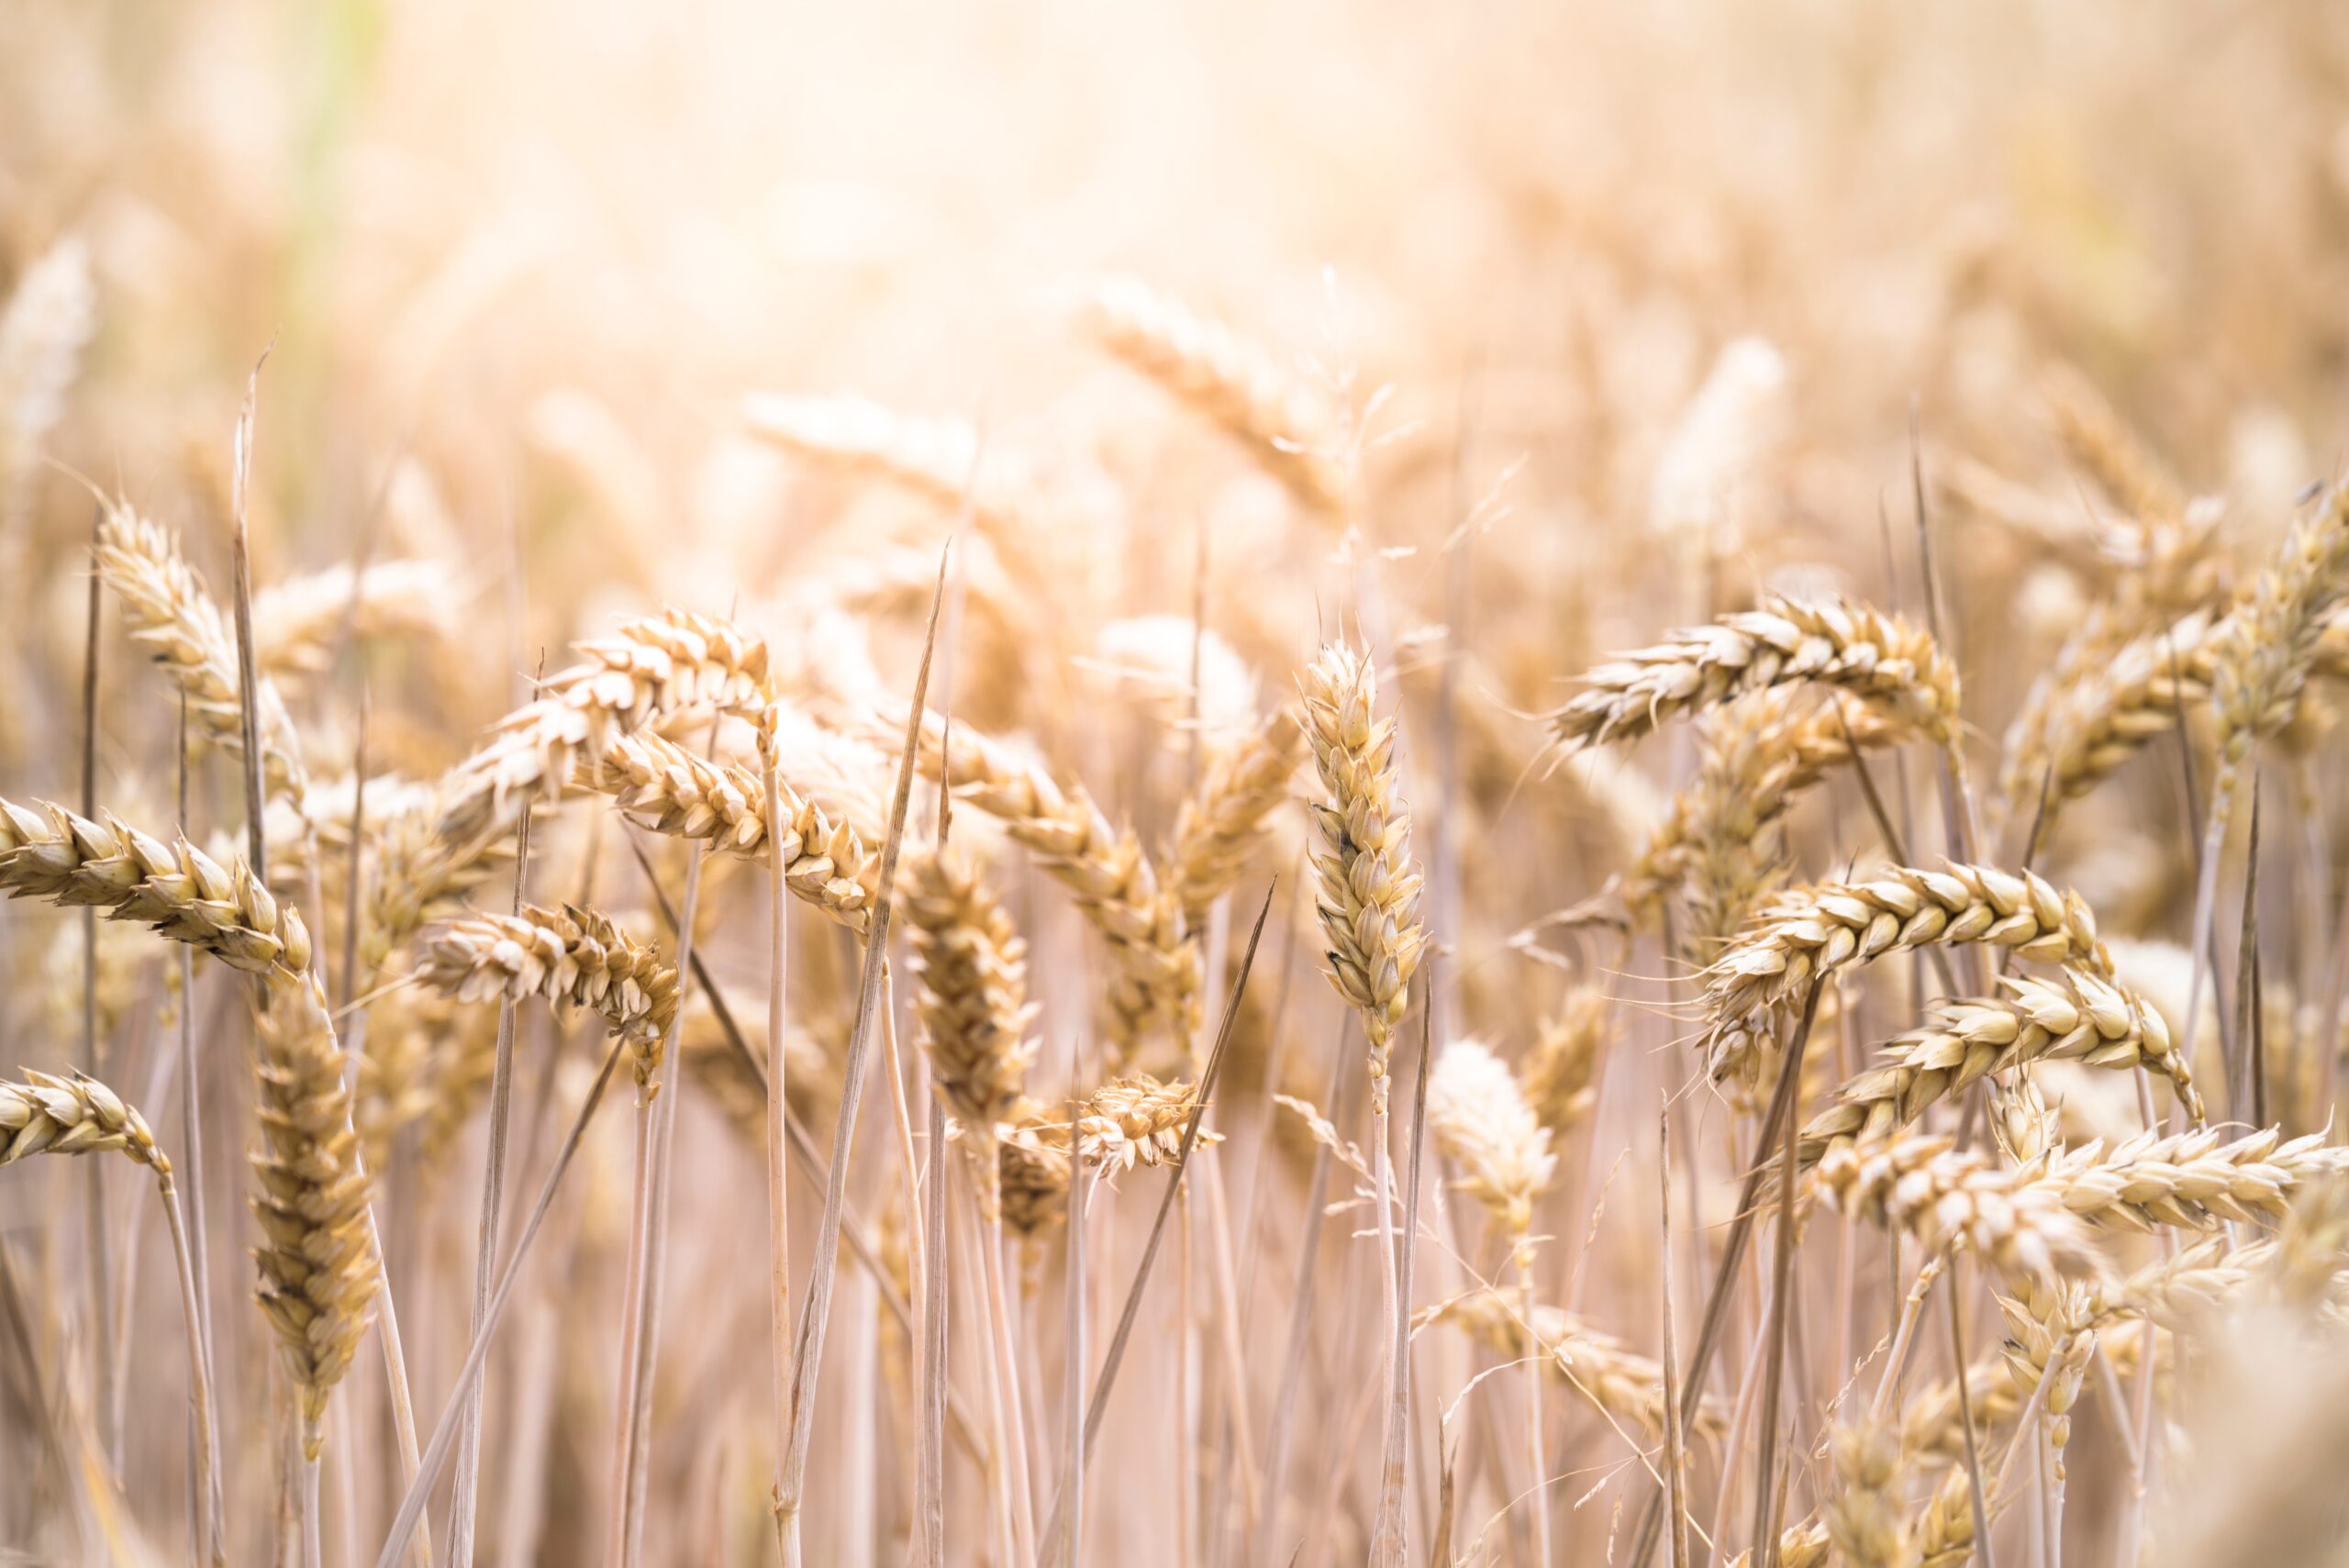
[1703,861,2107,1081]
[1812,1133,2103,1285]
[1798,970,2199,1171]
[419,903,681,1101]
[1426,1038,1556,1245]
[434,606,771,852]
[2045,1126,2349,1231]
[1074,1075,1221,1171]
[1169,706,1308,922]
[1298,641,1425,1114]
[1552,595,1961,753]
[251,558,454,678]
[1413,1288,1728,1440]
[903,846,1035,1144]
[1082,273,1347,513]
[585,728,876,929]
[0,234,95,532]
[907,709,1197,1066]
[1824,1419,1917,1568]
[95,501,308,806]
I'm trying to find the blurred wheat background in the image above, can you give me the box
[7,1,2349,1565]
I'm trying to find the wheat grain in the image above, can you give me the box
[1298,641,1424,1114]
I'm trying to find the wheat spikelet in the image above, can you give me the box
[584,728,876,930]
[2046,1126,2349,1231]
[0,234,95,531]
[0,1069,169,1180]
[1522,984,1611,1136]
[1721,1523,1832,1568]
[1082,273,1347,513]
[95,500,309,806]
[1812,1133,2102,1284]
[908,709,1197,1066]
[1427,1039,1556,1243]
[1797,970,2198,1172]
[358,772,517,981]
[1704,862,2106,1081]
[1075,1075,1218,1171]
[1298,641,1424,1114]
[1826,1419,1918,1568]
[250,558,455,678]
[1550,595,1961,752]
[0,795,312,973]
[419,903,680,1099]
[249,967,379,1459]
[434,606,771,851]
[904,847,1035,1140]
[1169,706,1307,921]
[1413,1288,1726,1440]
[1913,1462,1986,1568]
[1627,689,1911,938]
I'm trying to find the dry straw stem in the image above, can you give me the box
[586,728,876,930]
[1825,1419,1918,1568]
[1550,595,1961,753]
[250,966,381,1459]
[0,1068,169,1179]
[1298,640,1424,1114]
[1074,1075,1219,1171]
[250,558,454,678]
[1522,984,1611,1135]
[1703,862,2108,1077]
[1425,1038,1555,1243]
[1797,969,2200,1172]
[907,707,1197,1064]
[1625,690,1911,936]
[0,795,313,973]
[1169,705,1308,920]
[2045,1125,2349,1231]
[1413,1288,1727,1440]
[1811,1133,2103,1285]
[1082,272,1347,513]
[95,500,308,806]
[903,845,1035,1140]
[434,606,772,852]
[419,903,680,1100]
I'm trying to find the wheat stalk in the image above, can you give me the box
[1551,595,1961,753]
[1081,273,1347,513]
[419,904,680,1100]
[1797,970,2199,1171]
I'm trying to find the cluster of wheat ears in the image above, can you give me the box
[10,132,2349,1568]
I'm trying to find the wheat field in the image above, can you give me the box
[5,2,2349,1565]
